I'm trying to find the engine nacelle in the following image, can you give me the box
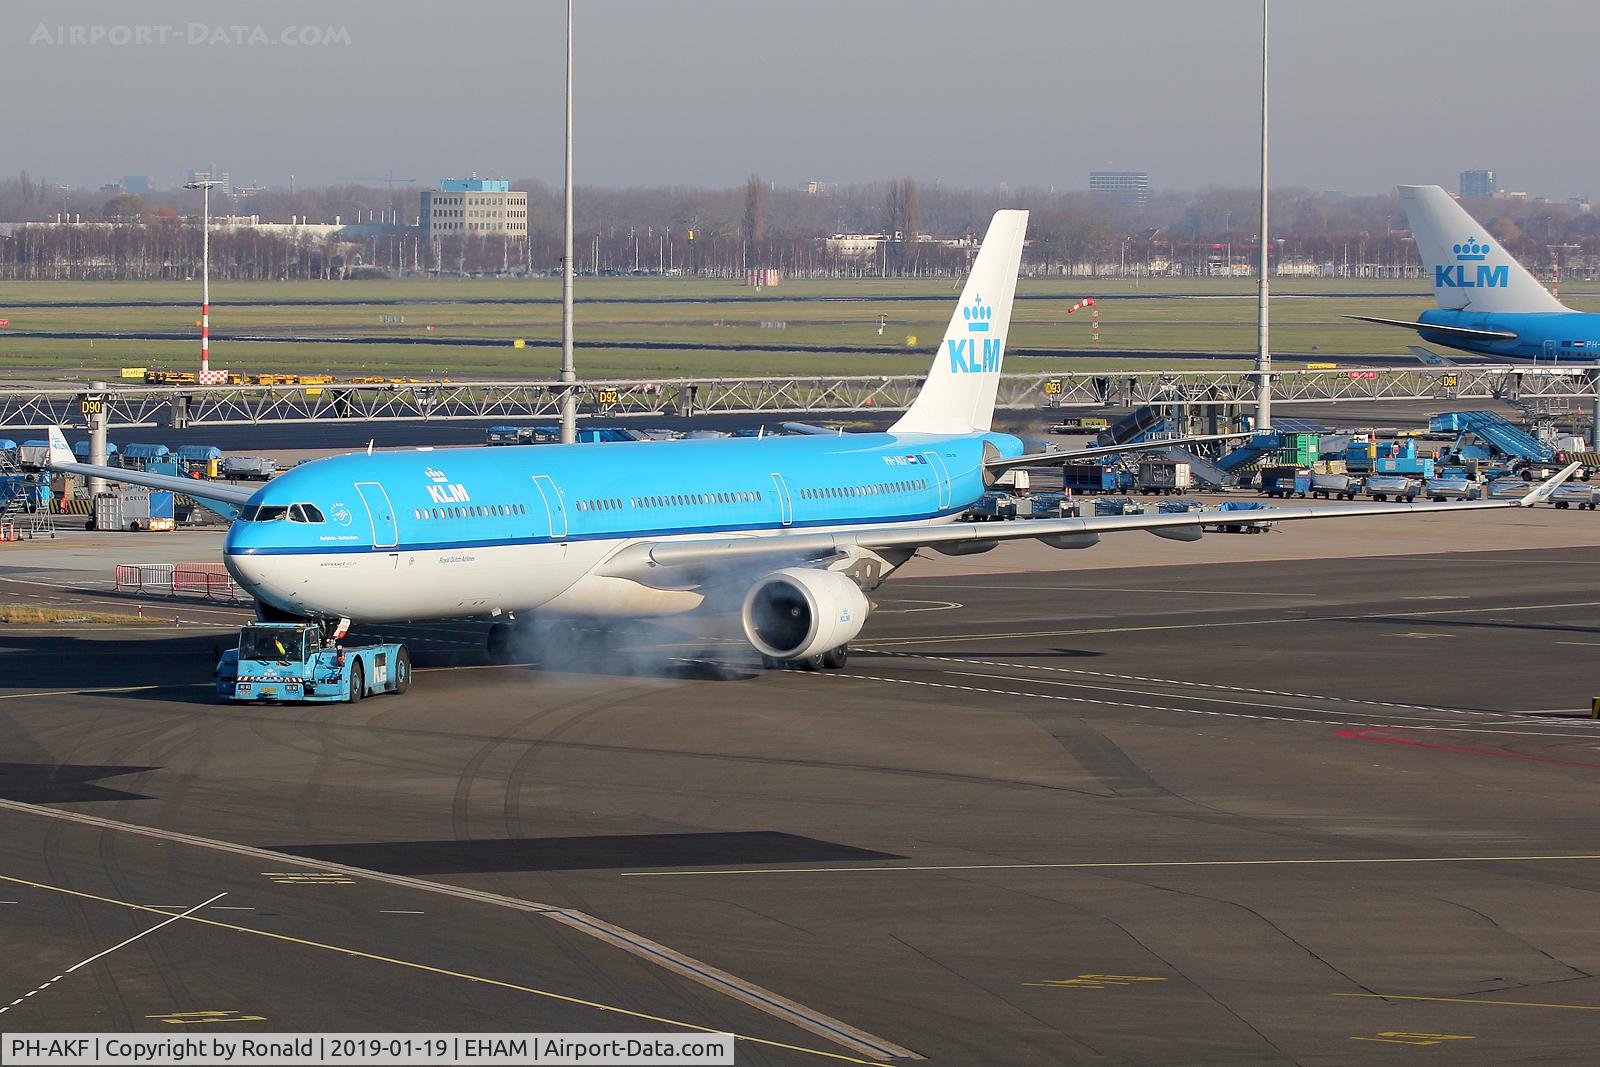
[741,567,869,661]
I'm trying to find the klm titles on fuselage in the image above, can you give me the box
[947,295,1002,374]
[1435,237,1509,289]
[423,469,471,504]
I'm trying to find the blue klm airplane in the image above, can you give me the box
[47,211,1577,670]
[1351,184,1600,362]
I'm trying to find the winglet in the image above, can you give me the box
[1518,462,1583,506]
[46,426,73,468]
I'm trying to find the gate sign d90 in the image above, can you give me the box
[81,396,104,417]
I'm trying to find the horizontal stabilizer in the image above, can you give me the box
[984,431,1253,473]
[1344,314,1517,341]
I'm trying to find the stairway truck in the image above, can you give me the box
[1259,466,1311,499]
[1134,459,1191,495]
[215,622,410,704]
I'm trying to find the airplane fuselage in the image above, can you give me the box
[223,430,1023,622]
[1418,308,1600,363]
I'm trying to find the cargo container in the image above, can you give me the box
[1059,463,1124,494]
[1310,472,1361,500]
[1278,432,1320,467]
[223,455,278,480]
[94,488,175,531]
[1094,497,1146,516]
[18,441,50,468]
[1259,466,1311,499]
[1364,475,1420,502]
[1134,459,1192,495]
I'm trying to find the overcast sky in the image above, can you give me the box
[3,0,1593,198]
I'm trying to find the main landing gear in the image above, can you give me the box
[760,645,850,671]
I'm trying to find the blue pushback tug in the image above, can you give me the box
[215,622,410,703]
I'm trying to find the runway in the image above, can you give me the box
[3,539,1600,1062]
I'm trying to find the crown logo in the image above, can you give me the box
[1453,237,1488,262]
[963,295,993,332]
[425,467,449,483]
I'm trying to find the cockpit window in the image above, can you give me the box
[240,504,290,522]
[241,503,322,523]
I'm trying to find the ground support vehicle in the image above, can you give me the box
[1364,475,1420,502]
[1204,500,1275,533]
[1094,497,1146,516]
[967,491,1017,521]
[1551,484,1600,510]
[1134,459,1192,495]
[1259,466,1311,499]
[215,622,410,704]
[1424,477,1480,502]
[1310,473,1361,500]
[1022,492,1080,519]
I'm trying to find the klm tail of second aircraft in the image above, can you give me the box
[891,209,1028,436]
[1400,184,1567,315]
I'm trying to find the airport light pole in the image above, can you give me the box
[184,179,225,384]
[558,0,577,444]
[1253,0,1273,431]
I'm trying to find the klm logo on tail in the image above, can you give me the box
[947,295,1002,374]
[1435,237,1509,289]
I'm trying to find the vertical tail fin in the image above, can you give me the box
[891,209,1028,435]
[1399,185,1567,314]
[46,425,73,467]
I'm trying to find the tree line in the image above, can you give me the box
[2,169,1597,281]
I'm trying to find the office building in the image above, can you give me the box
[1460,169,1496,199]
[421,177,527,238]
[1089,171,1150,207]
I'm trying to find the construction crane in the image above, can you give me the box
[336,172,417,226]
[337,171,417,195]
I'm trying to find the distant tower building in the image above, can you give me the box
[421,177,528,239]
[1460,169,1497,199]
[186,168,231,196]
[122,175,151,194]
[1089,171,1150,207]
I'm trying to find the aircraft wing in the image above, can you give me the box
[1344,315,1518,341]
[600,464,1580,586]
[44,427,254,515]
[985,432,1252,474]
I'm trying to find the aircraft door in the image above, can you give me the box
[354,482,398,548]
[769,472,793,526]
[531,475,568,539]
[1544,339,1558,362]
[921,451,953,509]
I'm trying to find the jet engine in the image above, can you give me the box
[741,567,869,663]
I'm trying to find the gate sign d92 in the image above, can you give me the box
[594,389,620,406]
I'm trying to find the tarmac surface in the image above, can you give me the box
[3,516,1600,1063]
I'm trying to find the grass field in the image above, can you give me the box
[3,276,1596,382]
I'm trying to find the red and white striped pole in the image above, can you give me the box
[186,178,224,384]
